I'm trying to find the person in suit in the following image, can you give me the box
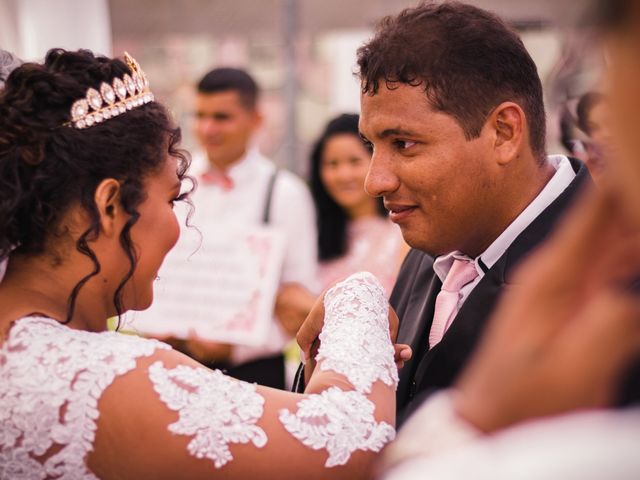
[355,2,592,419]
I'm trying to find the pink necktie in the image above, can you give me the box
[429,258,479,348]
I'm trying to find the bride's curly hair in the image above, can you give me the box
[0,49,192,323]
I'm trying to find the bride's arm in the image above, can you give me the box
[88,272,397,480]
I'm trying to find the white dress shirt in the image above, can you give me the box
[432,155,576,320]
[190,148,318,365]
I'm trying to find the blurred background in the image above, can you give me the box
[0,0,597,176]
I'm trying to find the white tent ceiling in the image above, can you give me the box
[109,0,586,38]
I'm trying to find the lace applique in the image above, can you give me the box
[0,316,168,480]
[148,362,267,468]
[279,386,395,467]
[316,271,398,393]
[280,273,396,466]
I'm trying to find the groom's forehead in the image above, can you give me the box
[359,86,439,137]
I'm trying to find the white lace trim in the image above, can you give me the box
[0,316,168,480]
[280,273,396,467]
[316,271,398,393]
[148,362,267,469]
[279,386,395,467]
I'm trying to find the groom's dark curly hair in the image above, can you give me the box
[356,1,547,161]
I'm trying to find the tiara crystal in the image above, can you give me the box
[68,52,154,129]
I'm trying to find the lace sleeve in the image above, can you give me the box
[138,274,396,474]
[118,273,395,478]
[0,274,396,479]
[0,316,170,480]
[148,362,267,468]
[278,272,397,467]
[315,271,398,393]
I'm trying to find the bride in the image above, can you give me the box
[0,49,399,479]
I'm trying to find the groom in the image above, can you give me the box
[295,0,640,424]
[354,2,592,419]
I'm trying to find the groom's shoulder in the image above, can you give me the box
[399,248,435,275]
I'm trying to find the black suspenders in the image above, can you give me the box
[262,168,279,225]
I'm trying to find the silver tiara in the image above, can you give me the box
[68,52,154,129]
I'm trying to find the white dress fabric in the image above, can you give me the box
[0,316,169,479]
[279,272,397,466]
[279,386,394,467]
[384,398,640,480]
[148,363,268,469]
[315,271,398,394]
[0,272,396,477]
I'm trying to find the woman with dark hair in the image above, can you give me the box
[310,113,407,295]
[0,49,398,479]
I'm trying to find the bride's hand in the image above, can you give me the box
[297,280,409,384]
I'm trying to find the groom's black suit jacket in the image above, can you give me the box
[392,158,595,418]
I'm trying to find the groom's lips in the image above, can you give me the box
[385,202,417,223]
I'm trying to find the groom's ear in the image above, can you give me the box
[94,179,122,237]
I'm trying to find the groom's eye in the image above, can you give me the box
[393,140,416,150]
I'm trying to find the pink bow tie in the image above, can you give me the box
[201,170,234,191]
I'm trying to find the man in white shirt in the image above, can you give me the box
[183,67,317,389]
[355,2,598,417]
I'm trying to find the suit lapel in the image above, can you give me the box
[396,268,440,353]
[500,158,589,282]
[395,254,441,403]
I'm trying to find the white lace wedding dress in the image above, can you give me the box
[0,272,397,479]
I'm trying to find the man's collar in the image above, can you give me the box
[433,251,480,283]
[434,155,579,283]
[203,147,262,186]
[479,154,576,271]
[498,156,591,283]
